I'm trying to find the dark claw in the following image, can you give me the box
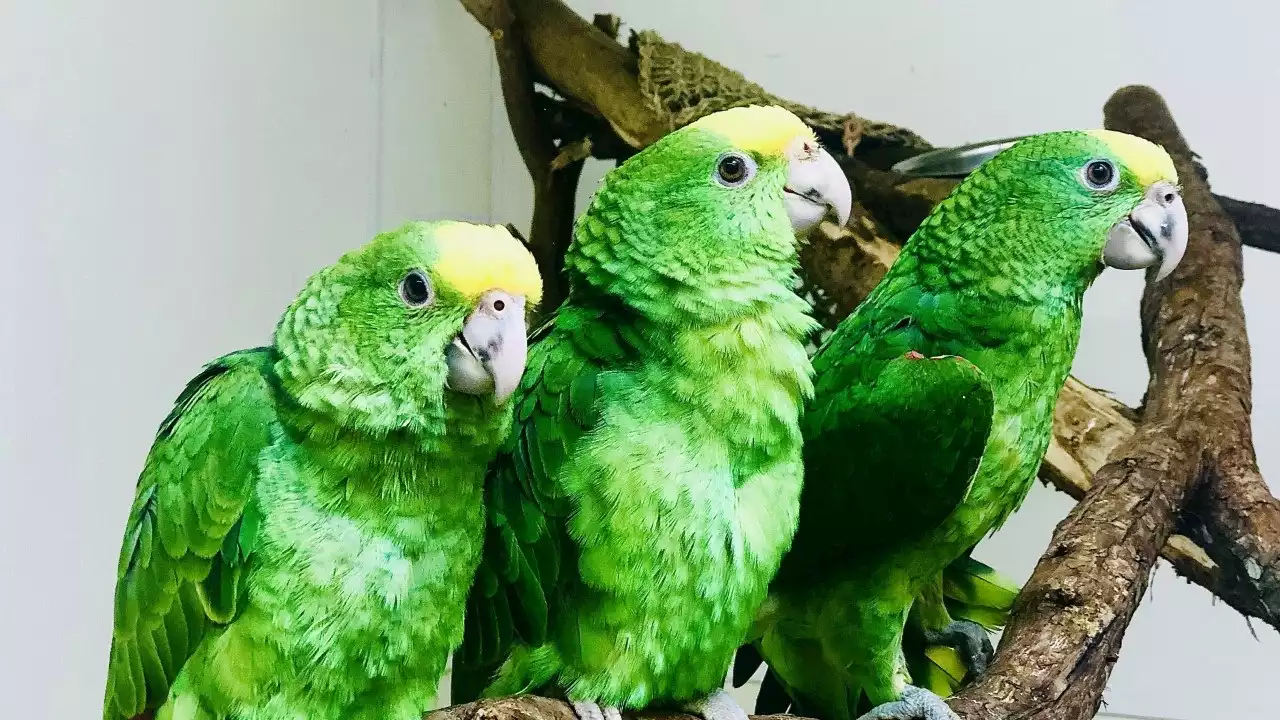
[923,619,995,678]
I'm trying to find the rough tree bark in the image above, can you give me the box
[428,698,796,720]
[948,84,1262,720]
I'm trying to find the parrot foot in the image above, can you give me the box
[571,701,623,720]
[681,689,750,720]
[923,619,995,677]
[856,686,959,720]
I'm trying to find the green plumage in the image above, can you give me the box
[750,131,1165,720]
[453,115,819,711]
[103,222,530,720]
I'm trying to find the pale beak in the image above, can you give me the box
[784,143,853,235]
[445,290,528,404]
[1102,181,1188,282]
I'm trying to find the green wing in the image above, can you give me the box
[782,278,999,575]
[103,348,278,720]
[451,304,637,701]
[799,353,993,560]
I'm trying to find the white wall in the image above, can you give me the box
[0,1,492,717]
[4,2,1277,720]
[492,2,1280,720]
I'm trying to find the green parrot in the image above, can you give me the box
[449,105,853,720]
[101,220,543,720]
[746,130,1188,720]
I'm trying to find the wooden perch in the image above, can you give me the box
[427,697,800,720]
[947,84,1265,720]
[1105,89,1280,632]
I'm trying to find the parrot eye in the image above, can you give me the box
[714,152,757,187]
[398,270,434,307]
[1081,159,1119,191]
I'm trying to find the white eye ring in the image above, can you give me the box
[713,152,757,188]
[1080,158,1119,192]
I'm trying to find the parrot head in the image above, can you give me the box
[275,220,542,435]
[946,130,1187,287]
[679,105,853,235]
[568,105,851,320]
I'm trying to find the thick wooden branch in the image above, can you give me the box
[947,84,1265,720]
[1107,88,1280,632]
[426,697,806,720]
[464,0,666,146]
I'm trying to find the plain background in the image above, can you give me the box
[2,2,1277,719]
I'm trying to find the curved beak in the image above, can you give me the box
[1102,181,1188,281]
[445,290,529,405]
[784,142,853,235]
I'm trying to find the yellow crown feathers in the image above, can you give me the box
[429,221,543,305]
[1086,129,1178,187]
[687,105,817,157]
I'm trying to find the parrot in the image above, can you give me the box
[448,105,853,720]
[101,220,543,720]
[743,129,1189,720]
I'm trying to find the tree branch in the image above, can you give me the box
[485,0,588,310]
[1105,87,1280,633]
[1216,194,1280,255]
[427,697,804,720]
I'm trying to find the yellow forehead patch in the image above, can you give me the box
[686,105,816,157]
[1086,129,1178,187]
[430,221,543,305]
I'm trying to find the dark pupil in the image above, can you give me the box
[1088,161,1113,186]
[403,273,430,304]
[719,155,746,182]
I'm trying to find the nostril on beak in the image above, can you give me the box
[1163,192,1176,204]
[493,299,505,312]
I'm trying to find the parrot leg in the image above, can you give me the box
[681,689,750,720]
[855,686,959,720]
[922,620,994,677]
[571,701,623,720]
